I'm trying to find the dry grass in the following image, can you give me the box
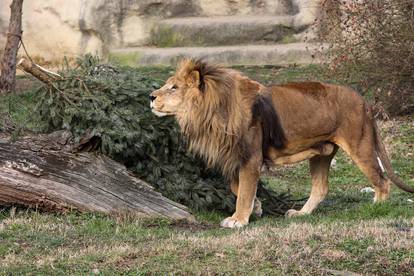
[1,212,413,275]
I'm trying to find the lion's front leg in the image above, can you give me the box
[230,179,263,218]
[221,156,261,228]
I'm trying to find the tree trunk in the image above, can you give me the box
[0,0,24,93]
[0,131,193,220]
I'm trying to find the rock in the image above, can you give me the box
[0,0,323,64]
[137,0,200,17]
[360,187,375,193]
[119,16,149,47]
[292,0,323,28]
[110,43,321,66]
[151,16,297,47]
[330,158,337,169]
[0,0,117,60]
[197,0,295,16]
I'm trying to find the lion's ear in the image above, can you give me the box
[186,70,200,88]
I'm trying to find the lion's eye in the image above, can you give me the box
[171,84,178,90]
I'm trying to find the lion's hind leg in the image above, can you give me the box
[335,119,390,203]
[348,144,391,202]
[286,145,338,218]
[345,145,390,202]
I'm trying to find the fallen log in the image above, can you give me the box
[0,131,193,220]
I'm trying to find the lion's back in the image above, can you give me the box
[270,81,364,111]
[269,82,366,139]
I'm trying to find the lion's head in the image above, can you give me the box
[149,76,182,117]
[149,59,230,117]
[149,58,267,179]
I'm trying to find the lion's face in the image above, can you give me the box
[149,67,202,117]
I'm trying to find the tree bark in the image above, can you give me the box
[0,0,24,93]
[0,131,193,220]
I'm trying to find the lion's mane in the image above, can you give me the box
[175,59,286,180]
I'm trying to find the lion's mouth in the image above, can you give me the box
[150,101,173,117]
[151,109,172,117]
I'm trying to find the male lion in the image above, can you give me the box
[149,58,413,228]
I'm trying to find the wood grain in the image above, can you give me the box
[0,131,192,220]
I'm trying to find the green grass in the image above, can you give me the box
[0,65,413,275]
[150,26,188,48]
[108,52,144,67]
[0,85,44,133]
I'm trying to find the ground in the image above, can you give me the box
[0,65,413,275]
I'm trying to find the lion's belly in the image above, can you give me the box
[267,142,335,166]
[267,135,332,160]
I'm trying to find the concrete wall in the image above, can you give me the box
[0,0,322,62]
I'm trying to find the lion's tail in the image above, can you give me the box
[371,111,414,193]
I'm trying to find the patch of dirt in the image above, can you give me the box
[387,221,413,232]
[113,252,138,269]
[138,218,217,232]
[169,219,217,232]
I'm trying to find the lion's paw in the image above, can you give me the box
[285,209,305,218]
[220,217,248,228]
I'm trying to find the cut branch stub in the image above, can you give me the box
[17,58,62,84]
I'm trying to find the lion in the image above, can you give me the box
[149,58,414,228]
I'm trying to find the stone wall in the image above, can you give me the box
[0,0,322,62]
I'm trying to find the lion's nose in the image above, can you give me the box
[149,95,156,102]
